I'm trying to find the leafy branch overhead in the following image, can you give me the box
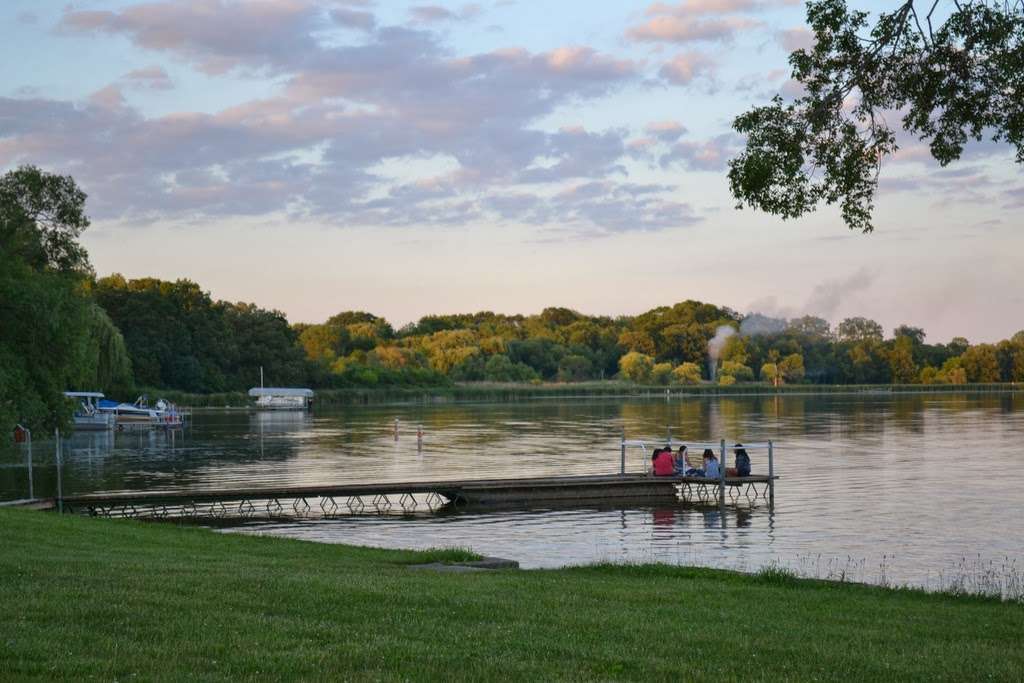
[728,0,1024,232]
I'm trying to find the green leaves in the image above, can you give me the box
[0,165,91,274]
[729,0,1024,232]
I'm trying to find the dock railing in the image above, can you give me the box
[620,435,775,506]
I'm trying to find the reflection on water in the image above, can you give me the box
[2,393,1023,590]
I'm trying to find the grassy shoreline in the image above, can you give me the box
[2,509,1022,680]
[145,381,1022,408]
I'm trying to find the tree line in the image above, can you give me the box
[2,166,1023,436]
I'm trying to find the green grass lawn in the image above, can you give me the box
[2,509,1022,681]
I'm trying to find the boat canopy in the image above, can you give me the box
[248,387,315,398]
[64,391,105,398]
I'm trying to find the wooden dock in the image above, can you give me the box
[53,472,776,520]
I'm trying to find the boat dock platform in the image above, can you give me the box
[54,472,776,520]
[30,437,776,520]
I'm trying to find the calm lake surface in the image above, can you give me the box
[4,392,1023,591]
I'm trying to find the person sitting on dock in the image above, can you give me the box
[673,445,688,474]
[652,447,676,477]
[733,444,751,477]
[703,449,721,478]
[684,448,707,477]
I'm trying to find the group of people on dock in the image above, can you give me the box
[651,444,751,479]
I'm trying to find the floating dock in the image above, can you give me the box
[53,474,774,520]
[39,437,777,520]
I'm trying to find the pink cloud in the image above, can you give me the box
[6,4,673,233]
[122,66,174,90]
[628,16,760,43]
[659,52,716,85]
[627,0,794,43]
[777,26,813,52]
[645,120,688,141]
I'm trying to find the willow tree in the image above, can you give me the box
[729,0,1024,232]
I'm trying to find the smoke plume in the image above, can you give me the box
[742,267,879,335]
[707,325,736,379]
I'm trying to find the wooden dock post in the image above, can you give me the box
[417,424,423,451]
[768,440,775,509]
[55,429,63,514]
[23,427,33,500]
[719,438,726,504]
[620,430,626,475]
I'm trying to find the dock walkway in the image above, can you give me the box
[54,472,775,519]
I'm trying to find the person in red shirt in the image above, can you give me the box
[652,447,676,477]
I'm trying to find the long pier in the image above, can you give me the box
[55,473,776,520]
[28,436,776,520]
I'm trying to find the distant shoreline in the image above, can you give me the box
[146,381,1022,409]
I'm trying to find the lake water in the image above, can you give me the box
[3,392,1023,594]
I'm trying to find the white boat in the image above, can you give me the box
[248,387,315,411]
[97,395,187,430]
[64,391,116,431]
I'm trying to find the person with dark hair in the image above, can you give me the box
[703,448,721,478]
[734,443,752,477]
[673,445,689,474]
[684,448,708,477]
[652,447,675,477]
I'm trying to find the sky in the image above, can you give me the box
[2,0,1021,343]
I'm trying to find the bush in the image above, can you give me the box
[671,362,702,385]
[651,362,673,385]
[619,351,654,383]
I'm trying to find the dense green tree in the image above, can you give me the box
[221,302,308,388]
[888,336,918,383]
[837,317,884,343]
[960,344,1001,382]
[730,0,1024,232]
[787,316,832,339]
[0,167,132,435]
[0,165,92,274]
[95,277,236,392]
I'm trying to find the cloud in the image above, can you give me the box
[660,133,740,171]
[484,181,701,235]
[628,16,759,43]
[658,52,715,85]
[626,0,795,44]
[122,66,174,90]
[60,0,327,75]
[645,120,687,142]
[410,4,482,23]
[5,2,679,235]
[330,7,376,31]
[777,26,812,52]
[1005,187,1024,208]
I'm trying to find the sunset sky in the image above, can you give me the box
[3,0,1021,342]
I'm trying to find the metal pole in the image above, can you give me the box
[666,425,671,447]
[620,429,626,475]
[768,440,775,509]
[719,438,726,504]
[394,417,399,441]
[26,428,33,500]
[417,424,423,452]
[55,428,63,514]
